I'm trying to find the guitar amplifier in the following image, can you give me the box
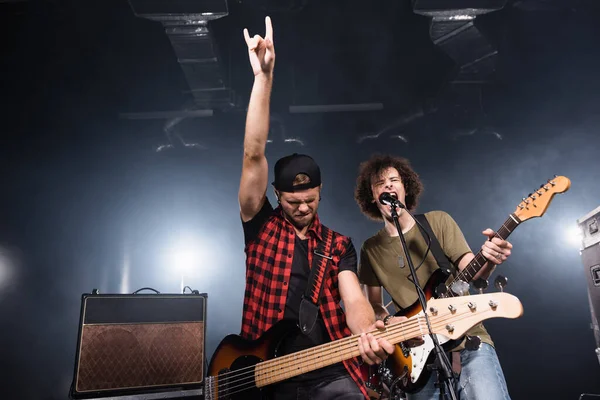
[578,206,600,367]
[69,292,207,399]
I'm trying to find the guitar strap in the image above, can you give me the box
[414,214,453,276]
[414,214,462,375]
[298,225,335,335]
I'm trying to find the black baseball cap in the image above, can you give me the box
[272,153,321,192]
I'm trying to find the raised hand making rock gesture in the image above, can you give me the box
[243,16,275,77]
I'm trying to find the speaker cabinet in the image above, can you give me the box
[578,206,600,366]
[70,293,207,399]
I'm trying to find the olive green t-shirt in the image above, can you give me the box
[358,210,493,350]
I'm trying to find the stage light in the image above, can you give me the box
[165,235,204,293]
[566,224,584,248]
[168,244,200,275]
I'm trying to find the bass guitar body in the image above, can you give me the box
[206,321,297,400]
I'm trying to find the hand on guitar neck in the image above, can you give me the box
[453,228,514,285]
[478,228,513,274]
[358,320,396,365]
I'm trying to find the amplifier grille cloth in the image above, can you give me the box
[76,322,204,392]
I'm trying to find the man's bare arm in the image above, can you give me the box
[239,17,275,222]
[239,76,272,222]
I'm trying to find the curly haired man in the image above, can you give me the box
[354,154,513,400]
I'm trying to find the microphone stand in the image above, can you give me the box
[388,202,458,400]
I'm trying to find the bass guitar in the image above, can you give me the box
[205,292,523,400]
[389,175,571,393]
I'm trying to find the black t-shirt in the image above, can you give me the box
[242,198,357,384]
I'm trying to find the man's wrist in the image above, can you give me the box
[383,315,394,326]
[254,72,273,84]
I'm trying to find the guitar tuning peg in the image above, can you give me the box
[494,275,508,292]
[465,335,482,351]
[472,278,488,294]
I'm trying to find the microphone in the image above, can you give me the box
[378,192,405,209]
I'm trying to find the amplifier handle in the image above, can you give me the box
[132,287,161,294]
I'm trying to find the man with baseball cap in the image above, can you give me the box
[238,17,393,400]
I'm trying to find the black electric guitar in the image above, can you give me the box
[389,175,571,393]
[204,293,523,400]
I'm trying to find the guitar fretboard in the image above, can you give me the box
[254,317,422,387]
[448,213,521,286]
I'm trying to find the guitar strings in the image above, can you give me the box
[265,311,472,380]
[207,309,493,398]
[210,311,457,391]
[209,312,429,382]
[206,319,428,398]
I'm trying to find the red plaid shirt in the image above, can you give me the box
[241,205,368,398]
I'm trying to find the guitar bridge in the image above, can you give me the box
[208,368,232,400]
[205,376,215,400]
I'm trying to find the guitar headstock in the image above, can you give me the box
[427,293,523,340]
[513,176,571,222]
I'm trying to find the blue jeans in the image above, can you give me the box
[406,344,511,400]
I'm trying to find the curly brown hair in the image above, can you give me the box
[355,154,424,220]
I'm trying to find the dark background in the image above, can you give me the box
[1,0,600,399]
